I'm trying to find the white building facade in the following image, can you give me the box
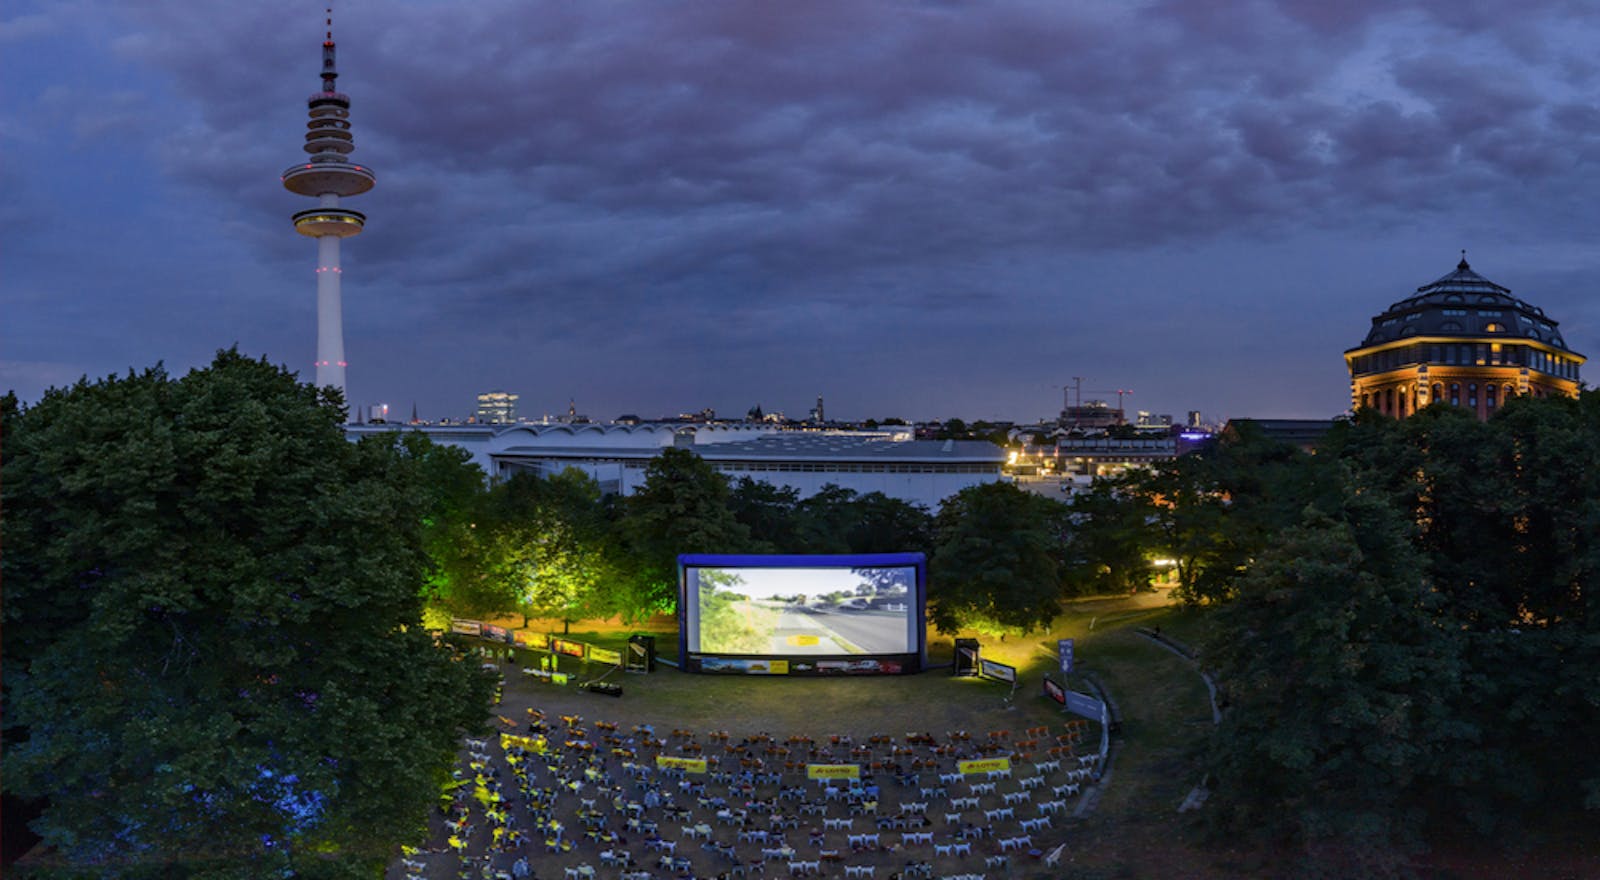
[348,423,1005,510]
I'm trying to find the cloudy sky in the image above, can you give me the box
[6,0,1600,424]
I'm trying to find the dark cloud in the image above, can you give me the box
[5,0,1600,422]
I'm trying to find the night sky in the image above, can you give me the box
[7,1,1600,425]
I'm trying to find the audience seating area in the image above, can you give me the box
[398,678,1100,880]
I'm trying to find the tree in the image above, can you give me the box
[728,477,802,552]
[503,468,619,631]
[842,492,933,556]
[1118,456,1229,599]
[1201,491,1466,872]
[617,447,751,616]
[1060,479,1153,596]
[1,352,496,878]
[792,484,860,553]
[928,482,1068,634]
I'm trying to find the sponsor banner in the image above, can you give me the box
[958,757,1013,775]
[552,638,587,659]
[514,631,549,650]
[806,764,862,780]
[500,733,548,754]
[1042,676,1067,706]
[588,646,622,666]
[1063,690,1106,723]
[483,624,510,642]
[810,659,900,675]
[979,658,1017,684]
[699,657,790,675]
[451,620,483,636]
[1058,638,1074,676]
[656,756,709,773]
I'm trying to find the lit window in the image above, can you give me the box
[1485,323,1505,333]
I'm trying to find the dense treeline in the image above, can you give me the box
[1081,397,1600,874]
[3,353,497,878]
[430,447,1087,635]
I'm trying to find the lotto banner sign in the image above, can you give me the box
[500,733,547,753]
[656,756,709,774]
[958,757,1012,775]
[588,646,622,665]
[806,764,862,780]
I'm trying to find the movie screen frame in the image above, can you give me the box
[678,553,927,676]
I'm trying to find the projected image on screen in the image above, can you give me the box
[687,565,916,656]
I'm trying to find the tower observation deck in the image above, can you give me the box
[282,9,374,399]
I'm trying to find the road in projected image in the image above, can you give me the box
[691,566,914,656]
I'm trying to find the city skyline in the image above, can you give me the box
[6,1,1600,424]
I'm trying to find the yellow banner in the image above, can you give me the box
[500,733,547,754]
[655,755,708,773]
[958,757,1012,775]
[514,631,549,649]
[588,647,622,665]
[805,764,861,780]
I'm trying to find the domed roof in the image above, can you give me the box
[1357,257,1569,349]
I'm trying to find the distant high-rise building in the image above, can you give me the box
[282,10,375,402]
[476,390,519,424]
[810,395,825,423]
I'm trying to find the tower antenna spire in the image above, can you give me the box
[320,6,338,93]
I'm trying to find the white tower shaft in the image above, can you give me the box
[315,214,347,392]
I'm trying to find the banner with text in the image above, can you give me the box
[514,631,550,650]
[451,620,483,636]
[588,646,622,665]
[979,658,1017,684]
[656,756,709,774]
[806,764,862,780]
[500,733,548,754]
[958,757,1013,775]
[551,638,587,659]
[1062,690,1106,723]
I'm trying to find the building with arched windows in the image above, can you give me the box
[1346,258,1585,419]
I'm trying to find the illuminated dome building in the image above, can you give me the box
[1346,258,1584,419]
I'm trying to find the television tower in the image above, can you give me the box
[282,8,375,399]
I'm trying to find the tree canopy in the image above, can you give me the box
[2,351,496,878]
[1176,396,1600,868]
[928,482,1068,634]
[616,447,752,617]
